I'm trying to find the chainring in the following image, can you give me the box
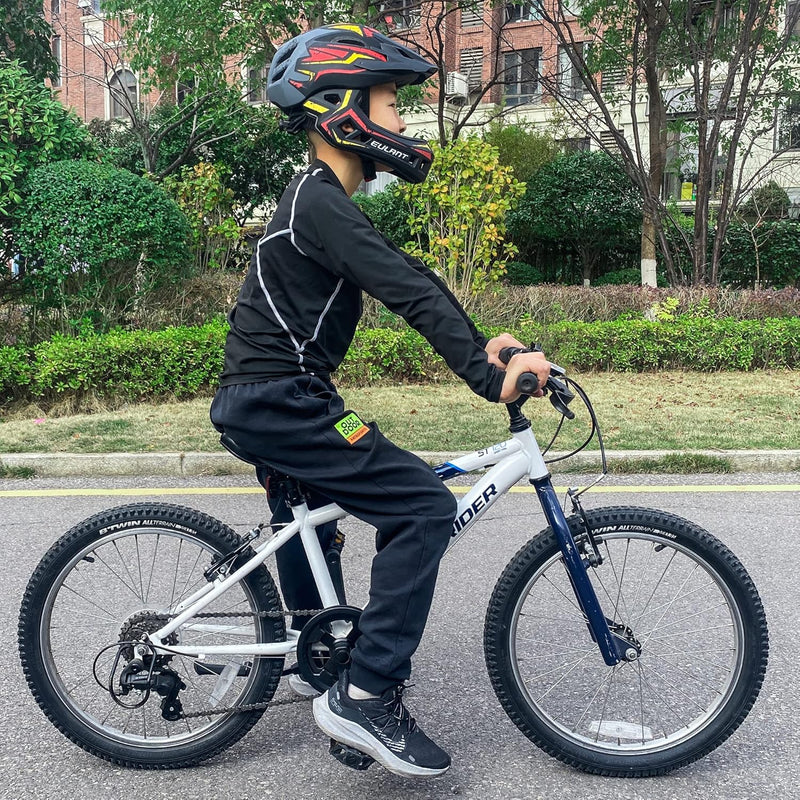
[295,606,362,692]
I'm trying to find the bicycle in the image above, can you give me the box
[17,351,769,778]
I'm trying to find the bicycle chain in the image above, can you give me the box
[130,608,325,719]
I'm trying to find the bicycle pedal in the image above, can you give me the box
[329,739,375,771]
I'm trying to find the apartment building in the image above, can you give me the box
[43,0,800,208]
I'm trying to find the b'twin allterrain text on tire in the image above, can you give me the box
[484,506,768,777]
[18,503,286,768]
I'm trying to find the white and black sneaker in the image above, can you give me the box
[312,671,451,778]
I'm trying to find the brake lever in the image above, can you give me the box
[546,376,576,420]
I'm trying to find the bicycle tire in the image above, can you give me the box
[484,506,768,777]
[18,503,286,769]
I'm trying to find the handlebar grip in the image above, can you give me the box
[516,373,539,395]
[498,346,525,365]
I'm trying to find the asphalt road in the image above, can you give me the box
[2,473,798,800]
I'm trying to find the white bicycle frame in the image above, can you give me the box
[149,426,549,662]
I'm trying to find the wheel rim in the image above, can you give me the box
[39,527,270,750]
[508,531,745,755]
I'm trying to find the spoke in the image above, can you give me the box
[144,533,161,604]
[638,601,730,638]
[641,564,702,649]
[538,568,587,621]
[645,650,732,693]
[176,547,206,607]
[593,663,619,742]
[514,636,597,654]
[170,538,183,608]
[518,613,590,625]
[645,623,735,642]
[632,549,678,630]
[626,538,657,620]
[635,660,687,736]
[532,648,599,703]
[570,667,618,732]
[57,583,119,622]
[638,658,709,714]
[90,549,141,598]
[135,535,146,604]
[638,580,717,618]
[603,537,633,622]
[636,661,689,736]
[113,539,143,602]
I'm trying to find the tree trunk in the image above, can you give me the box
[640,213,658,287]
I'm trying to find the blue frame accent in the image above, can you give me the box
[531,477,628,666]
[433,462,466,480]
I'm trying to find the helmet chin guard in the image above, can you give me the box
[268,25,436,183]
[306,88,433,184]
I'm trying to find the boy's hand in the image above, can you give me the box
[499,352,551,403]
[485,333,526,369]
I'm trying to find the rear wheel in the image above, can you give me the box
[484,507,768,776]
[19,503,285,768]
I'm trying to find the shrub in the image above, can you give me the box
[505,261,546,286]
[162,162,245,273]
[507,151,642,285]
[353,186,414,249]
[720,218,800,288]
[0,58,93,259]
[398,137,525,312]
[12,160,191,337]
[3,315,800,409]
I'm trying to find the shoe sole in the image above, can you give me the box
[287,673,320,698]
[312,695,450,779]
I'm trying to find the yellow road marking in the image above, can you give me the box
[0,484,797,499]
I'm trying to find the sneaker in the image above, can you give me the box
[287,672,320,698]
[313,672,451,778]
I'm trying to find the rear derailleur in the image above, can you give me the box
[115,646,187,721]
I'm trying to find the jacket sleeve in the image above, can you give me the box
[295,183,504,403]
[379,234,490,350]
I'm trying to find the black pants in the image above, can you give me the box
[210,376,456,694]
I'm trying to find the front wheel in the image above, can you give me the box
[484,506,768,776]
[18,503,286,768]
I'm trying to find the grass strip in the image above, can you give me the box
[0,371,797,455]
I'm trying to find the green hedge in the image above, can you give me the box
[2,317,799,407]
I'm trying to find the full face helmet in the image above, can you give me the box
[267,24,437,183]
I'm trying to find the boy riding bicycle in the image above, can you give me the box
[210,24,549,778]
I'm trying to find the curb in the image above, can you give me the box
[1,449,799,478]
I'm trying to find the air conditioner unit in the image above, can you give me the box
[445,72,469,105]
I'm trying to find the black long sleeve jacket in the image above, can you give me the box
[220,160,504,403]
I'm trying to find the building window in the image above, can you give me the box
[109,69,137,119]
[776,94,800,151]
[176,78,195,105]
[600,64,625,92]
[503,48,540,106]
[558,43,587,100]
[664,129,727,200]
[80,0,103,15]
[51,0,61,15]
[51,36,61,87]
[505,1,542,23]
[380,0,420,30]
[459,47,483,91]
[787,1,800,36]
[558,137,591,152]
[247,64,268,104]
[461,1,484,27]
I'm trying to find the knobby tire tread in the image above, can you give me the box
[18,503,286,769]
[483,506,768,777]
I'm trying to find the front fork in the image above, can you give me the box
[532,477,640,667]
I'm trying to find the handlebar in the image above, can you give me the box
[498,345,575,419]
